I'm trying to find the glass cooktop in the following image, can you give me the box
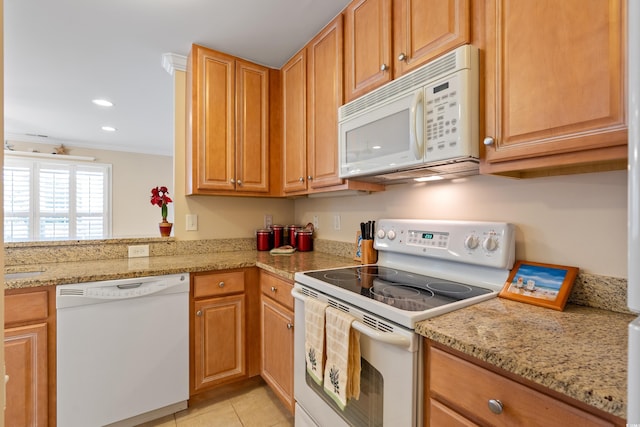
[302,265,493,312]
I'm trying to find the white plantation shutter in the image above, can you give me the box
[4,163,32,240]
[3,157,111,241]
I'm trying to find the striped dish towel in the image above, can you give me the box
[304,297,329,384]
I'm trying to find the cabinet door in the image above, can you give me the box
[188,45,236,192]
[261,297,294,414]
[193,294,246,392]
[236,60,270,193]
[307,15,345,190]
[481,0,627,177]
[5,323,48,427]
[393,0,470,77]
[282,50,308,193]
[344,0,392,102]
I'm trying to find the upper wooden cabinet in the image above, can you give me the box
[307,15,347,190]
[281,50,308,193]
[282,17,385,195]
[186,44,270,195]
[344,0,393,102]
[481,0,627,177]
[344,0,470,102]
[393,0,470,77]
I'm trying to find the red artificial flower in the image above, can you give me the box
[150,186,173,220]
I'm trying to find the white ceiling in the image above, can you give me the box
[4,0,351,156]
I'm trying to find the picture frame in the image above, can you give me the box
[499,260,579,311]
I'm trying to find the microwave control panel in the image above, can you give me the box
[424,67,478,162]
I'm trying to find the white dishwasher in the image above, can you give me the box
[56,273,190,427]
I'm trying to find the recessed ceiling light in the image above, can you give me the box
[92,99,114,107]
[101,126,117,132]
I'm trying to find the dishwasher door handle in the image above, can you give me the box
[116,282,143,289]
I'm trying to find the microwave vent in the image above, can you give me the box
[340,47,462,121]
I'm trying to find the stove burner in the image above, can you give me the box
[426,282,474,294]
[322,266,399,283]
[370,285,435,311]
[322,271,360,282]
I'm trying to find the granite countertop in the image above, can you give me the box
[3,250,358,289]
[4,250,631,419]
[415,297,633,419]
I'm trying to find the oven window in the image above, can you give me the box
[305,357,383,427]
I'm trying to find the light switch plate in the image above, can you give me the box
[186,214,198,231]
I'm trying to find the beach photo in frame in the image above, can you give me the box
[499,260,579,311]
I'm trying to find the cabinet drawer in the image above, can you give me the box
[193,271,245,298]
[5,290,49,326]
[260,272,294,310]
[429,347,614,427]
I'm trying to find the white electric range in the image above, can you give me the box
[292,219,516,427]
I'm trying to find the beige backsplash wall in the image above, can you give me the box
[295,170,627,278]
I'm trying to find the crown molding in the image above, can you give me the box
[161,53,187,75]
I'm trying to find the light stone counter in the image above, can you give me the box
[4,250,358,289]
[415,297,634,419]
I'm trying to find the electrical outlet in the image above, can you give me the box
[333,215,341,230]
[128,245,149,258]
[313,215,319,230]
[186,214,198,231]
[264,214,273,228]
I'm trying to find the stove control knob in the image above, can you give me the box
[387,229,397,240]
[464,235,479,250]
[376,229,386,239]
[483,236,499,252]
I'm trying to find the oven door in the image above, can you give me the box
[293,287,421,427]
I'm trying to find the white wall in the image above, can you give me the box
[294,171,627,278]
[55,146,174,238]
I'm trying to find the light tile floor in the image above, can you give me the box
[137,378,294,427]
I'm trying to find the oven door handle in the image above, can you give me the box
[292,288,413,350]
[351,321,412,349]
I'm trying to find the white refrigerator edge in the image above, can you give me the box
[628,0,640,424]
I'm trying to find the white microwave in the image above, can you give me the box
[338,44,479,182]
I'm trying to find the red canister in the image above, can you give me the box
[296,230,313,252]
[256,229,273,251]
[271,225,284,248]
[286,225,301,247]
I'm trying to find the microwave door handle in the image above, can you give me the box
[410,89,425,160]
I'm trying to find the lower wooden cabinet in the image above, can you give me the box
[425,341,625,427]
[4,289,51,427]
[260,271,295,414]
[192,270,247,394]
[5,323,48,427]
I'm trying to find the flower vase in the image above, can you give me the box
[159,219,173,237]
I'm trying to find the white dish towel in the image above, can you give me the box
[304,297,329,384]
[323,306,361,410]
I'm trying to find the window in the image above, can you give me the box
[4,156,112,242]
